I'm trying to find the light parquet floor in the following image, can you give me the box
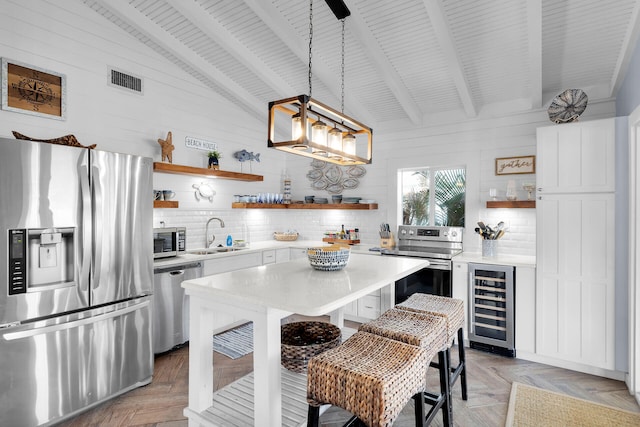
[59,317,640,427]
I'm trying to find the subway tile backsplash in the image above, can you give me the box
[154,207,536,257]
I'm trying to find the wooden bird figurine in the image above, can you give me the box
[157,131,174,163]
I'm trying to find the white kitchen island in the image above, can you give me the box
[181,253,429,427]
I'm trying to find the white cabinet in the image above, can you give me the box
[536,119,616,370]
[275,248,290,263]
[536,118,615,193]
[515,266,536,354]
[289,247,308,260]
[202,252,262,275]
[342,290,381,321]
[452,261,469,341]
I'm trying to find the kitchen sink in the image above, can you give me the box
[187,247,246,255]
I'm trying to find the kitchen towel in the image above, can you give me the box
[213,322,253,359]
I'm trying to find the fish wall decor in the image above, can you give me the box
[233,149,260,173]
[233,149,260,162]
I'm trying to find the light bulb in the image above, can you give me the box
[311,120,328,154]
[291,113,302,140]
[342,133,356,157]
[328,127,343,158]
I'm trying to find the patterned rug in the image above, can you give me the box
[213,322,254,359]
[505,382,640,426]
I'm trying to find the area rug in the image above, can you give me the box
[505,382,640,427]
[213,322,253,359]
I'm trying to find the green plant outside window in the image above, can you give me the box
[401,167,465,227]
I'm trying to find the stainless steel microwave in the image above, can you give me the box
[153,227,186,259]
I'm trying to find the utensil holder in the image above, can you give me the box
[380,232,395,249]
[482,239,497,257]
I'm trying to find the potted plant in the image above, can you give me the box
[207,150,221,170]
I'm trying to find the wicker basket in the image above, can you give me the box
[307,246,351,271]
[273,232,299,241]
[281,321,341,373]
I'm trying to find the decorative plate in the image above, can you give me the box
[342,178,359,189]
[324,165,343,184]
[306,169,324,180]
[547,89,588,124]
[325,183,344,194]
[347,166,366,178]
[311,179,328,190]
[310,159,327,169]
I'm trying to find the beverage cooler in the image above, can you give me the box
[468,263,515,357]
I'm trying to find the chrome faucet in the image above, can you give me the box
[205,217,225,247]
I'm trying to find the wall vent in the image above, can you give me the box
[108,68,143,94]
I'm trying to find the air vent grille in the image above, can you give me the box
[109,68,143,94]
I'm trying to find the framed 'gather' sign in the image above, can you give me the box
[1,58,66,120]
[495,155,536,175]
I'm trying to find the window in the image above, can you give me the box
[400,166,466,226]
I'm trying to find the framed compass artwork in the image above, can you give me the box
[1,58,66,120]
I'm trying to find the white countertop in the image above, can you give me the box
[454,252,536,268]
[181,253,429,316]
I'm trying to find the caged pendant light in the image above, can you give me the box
[267,0,372,165]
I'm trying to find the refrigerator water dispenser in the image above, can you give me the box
[7,228,76,293]
[28,228,75,289]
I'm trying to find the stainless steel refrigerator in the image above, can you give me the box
[0,137,153,426]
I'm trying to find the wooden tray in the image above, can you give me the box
[322,238,360,245]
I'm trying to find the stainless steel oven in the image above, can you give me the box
[383,226,463,303]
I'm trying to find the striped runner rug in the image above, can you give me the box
[213,322,254,359]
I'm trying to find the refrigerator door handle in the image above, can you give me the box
[90,155,104,290]
[2,299,150,341]
[80,155,91,296]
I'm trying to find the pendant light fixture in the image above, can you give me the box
[268,0,372,165]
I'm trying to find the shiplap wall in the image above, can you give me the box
[0,1,618,256]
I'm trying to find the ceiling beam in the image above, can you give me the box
[346,2,423,125]
[609,0,640,97]
[168,0,297,97]
[527,0,542,109]
[422,0,476,118]
[91,0,266,122]
[243,0,374,125]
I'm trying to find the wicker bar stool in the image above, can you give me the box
[358,308,451,426]
[396,294,468,409]
[306,331,430,427]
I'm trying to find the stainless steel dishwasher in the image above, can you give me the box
[153,262,203,354]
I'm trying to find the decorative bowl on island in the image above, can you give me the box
[307,246,351,271]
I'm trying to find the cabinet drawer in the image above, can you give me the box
[262,250,276,265]
[358,295,381,319]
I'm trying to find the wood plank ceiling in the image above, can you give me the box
[82,0,640,130]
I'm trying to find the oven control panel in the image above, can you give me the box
[398,225,462,242]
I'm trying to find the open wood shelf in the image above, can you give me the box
[231,202,378,210]
[154,200,179,208]
[486,200,535,208]
[153,162,263,181]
